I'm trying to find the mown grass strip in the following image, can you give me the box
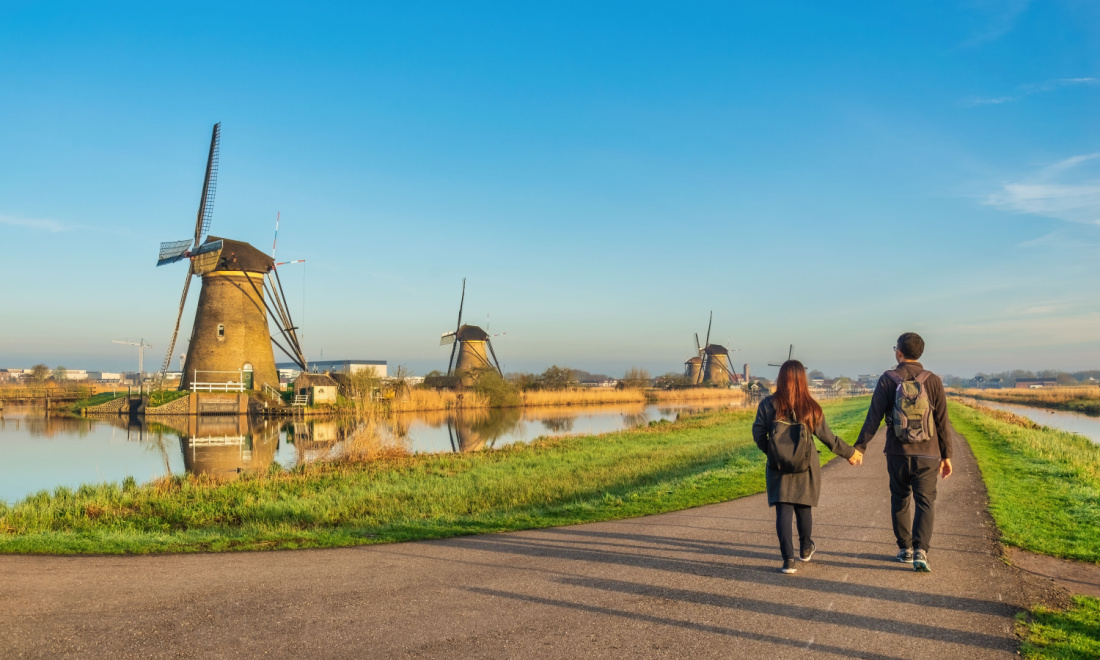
[950,402,1100,564]
[1018,595,1100,660]
[0,397,869,555]
[952,401,1100,657]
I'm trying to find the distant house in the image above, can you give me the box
[87,371,123,382]
[293,373,339,405]
[1014,377,1059,389]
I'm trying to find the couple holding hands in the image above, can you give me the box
[752,332,953,574]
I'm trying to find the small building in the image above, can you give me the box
[278,360,387,379]
[293,373,339,405]
[1014,377,1059,389]
[87,371,123,382]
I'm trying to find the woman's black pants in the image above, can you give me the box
[775,503,813,561]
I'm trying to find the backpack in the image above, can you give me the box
[767,411,814,474]
[885,370,936,443]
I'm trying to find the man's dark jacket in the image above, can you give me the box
[854,361,953,460]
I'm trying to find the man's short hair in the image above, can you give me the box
[897,332,925,360]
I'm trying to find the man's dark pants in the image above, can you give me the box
[886,455,939,551]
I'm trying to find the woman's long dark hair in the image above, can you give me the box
[773,360,823,430]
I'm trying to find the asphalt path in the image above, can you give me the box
[1,429,1061,659]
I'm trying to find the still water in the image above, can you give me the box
[973,400,1100,445]
[0,400,751,504]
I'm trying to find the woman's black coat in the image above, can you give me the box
[752,396,855,507]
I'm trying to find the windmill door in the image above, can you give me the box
[243,364,254,390]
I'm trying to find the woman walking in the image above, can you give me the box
[752,360,861,574]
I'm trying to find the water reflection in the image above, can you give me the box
[0,399,752,503]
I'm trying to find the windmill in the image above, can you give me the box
[439,278,503,386]
[155,123,307,392]
[768,344,795,368]
[686,312,738,385]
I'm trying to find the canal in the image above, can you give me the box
[0,400,753,504]
[969,399,1100,445]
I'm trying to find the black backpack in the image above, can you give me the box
[767,412,814,474]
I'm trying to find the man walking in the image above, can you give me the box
[850,332,953,572]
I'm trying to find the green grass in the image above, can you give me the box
[950,402,1100,564]
[0,397,869,555]
[148,390,190,407]
[1019,596,1100,659]
[71,391,126,409]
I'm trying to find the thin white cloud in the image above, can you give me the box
[960,0,1033,48]
[0,215,67,233]
[986,154,1100,226]
[964,77,1099,106]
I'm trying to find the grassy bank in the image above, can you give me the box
[955,387,1100,416]
[0,397,869,555]
[951,401,1100,658]
[950,401,1100,563]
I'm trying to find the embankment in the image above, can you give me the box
[950,400,1100,658]
[0,397,868,555]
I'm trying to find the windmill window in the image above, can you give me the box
[217,324,225,340]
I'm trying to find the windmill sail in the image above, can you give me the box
[157,123,221,383]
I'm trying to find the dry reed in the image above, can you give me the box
[520,388,648,407]
[955,386,1100,405]
[653,388,747,403]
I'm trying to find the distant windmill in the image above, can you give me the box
[685,312,737,384]
[155,123,306,392]
[112,339,153,381]
[768,344,795,368]
[439,279,503,386]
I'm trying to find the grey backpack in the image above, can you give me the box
[885,370,935,443]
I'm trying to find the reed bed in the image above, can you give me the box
[955,387,1100,415]
[653,388,747,403]
[388,389,490,412]
[520,388,647,407]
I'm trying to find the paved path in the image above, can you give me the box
[0,430,1061,659]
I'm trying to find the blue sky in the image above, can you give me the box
[1,1,1097,379]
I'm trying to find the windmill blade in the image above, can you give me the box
[158,239,192,266]
[193,123,221,245]
[446,340,459,377]
[486,338,504,377]
[159,265,194,382]
[447,421,457,453]
[440,332,457,346]
[455,278,466,334]
[704,311,712,348]
[694,332,702,356]
[788,344,794,360]
[192,239,223,256]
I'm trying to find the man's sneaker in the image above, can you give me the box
[799,541,816,562]
[913,550,931,572]
[897,548,914,563]
[780,559,798,574]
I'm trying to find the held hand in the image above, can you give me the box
[939,458,953,479]
[848,450,863,466]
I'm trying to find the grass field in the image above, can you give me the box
[952,401,1100,657]
[0,397,869,555]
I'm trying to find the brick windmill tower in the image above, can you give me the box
[439,279,504,386]
[688,311,737,385]
[156,124,307,392]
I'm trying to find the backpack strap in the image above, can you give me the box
[914,370,932,384]
[884,370,903,385]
